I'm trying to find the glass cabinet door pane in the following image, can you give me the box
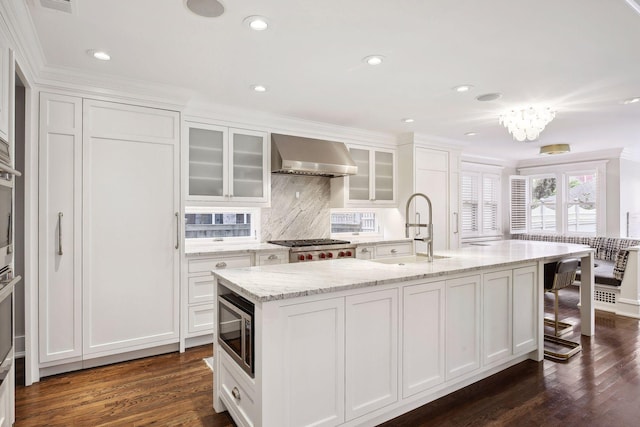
[232,133,264,198]
[349,148,370,201]
[189,127,224,196]
[374,151,394,201]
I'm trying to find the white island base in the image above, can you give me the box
[213,241,594,427]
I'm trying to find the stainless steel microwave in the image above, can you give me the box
[218,292,254,377]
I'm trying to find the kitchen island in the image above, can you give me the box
[212,240,594,427]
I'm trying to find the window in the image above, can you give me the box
[185,207,259,242]
[461,167,502,239]
[510,161,605,236]
[330,210,379,235]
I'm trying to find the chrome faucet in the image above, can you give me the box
[405,193,433,261]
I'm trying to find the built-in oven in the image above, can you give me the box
[0,138,18,269]
[218,291,254,377]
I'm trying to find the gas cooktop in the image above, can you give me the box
[268,239,351,248]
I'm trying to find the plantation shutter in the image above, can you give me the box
[482,174,500,233]
[510,175,528,234]
[461,172,479,234]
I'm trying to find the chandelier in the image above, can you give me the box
[499,107,556,142]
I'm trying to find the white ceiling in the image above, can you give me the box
[24,0,640,161]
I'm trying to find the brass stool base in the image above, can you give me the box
[544,334,582,361]
[544,317,573,336]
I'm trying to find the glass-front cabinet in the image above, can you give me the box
[346,146,395,205]
[185,121,269,205]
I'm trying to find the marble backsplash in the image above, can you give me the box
[261,174,331,240]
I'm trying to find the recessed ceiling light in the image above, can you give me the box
[623,97,640,105]
[476,93,502,102]
[251,85,267,93]
[402,118,414,123]
[243,16,269,31]
[453,85,473,93]
[363,55,384,66]
[87,50,111,61]
[464,132,477,136]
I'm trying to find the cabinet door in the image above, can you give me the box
[374,150,394,202]
[482,270,512,365]
[38,93,83,363]
[355,245,374,259]
[346,288,398,420]
[229,128,268,202]
[445,275,480,380]
[348,147,371,201]
[280,298,345,427]
[186,122,227,199]
[513,265,538,354]
[415,148,449,251]
[82,100,180,358]
[0,31,8,143]
[403,281,445,398]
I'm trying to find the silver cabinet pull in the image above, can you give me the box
[231,386,241,400]
[453,212,459,234]
[216,262,227,268]
[268,254,278,260]
[391,248,398,254]
[175,212,179,249]
[58,212,63,255]
[361,248,369,253]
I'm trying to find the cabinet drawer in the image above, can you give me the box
[188,255,252,273]
[219,352,257,427]
[256,251,288,266]
[188,304,214,334]
[356,246,375,260]
[375,242,412,258]
[188,275,214,304]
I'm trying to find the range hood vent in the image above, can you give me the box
[271,133,357,177]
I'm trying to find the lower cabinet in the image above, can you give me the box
[345,289,398,420]
[513,266,538,354]
[482,270,512,366]
[402,281,445,398]
[445,275,481,380]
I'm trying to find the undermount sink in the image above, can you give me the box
[372,254,451,265]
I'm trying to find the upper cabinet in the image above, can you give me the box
[0,28,10,144]
[332,145,396,207]
[185,121,269,205]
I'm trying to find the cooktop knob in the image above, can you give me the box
[338,251,345,257]
[306,254,313,260]
[327,252,333,258]
[346,250,352,257]
[298,254,305,261]
[320,253,326,259]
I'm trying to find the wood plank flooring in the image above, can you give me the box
[15,284,640,426]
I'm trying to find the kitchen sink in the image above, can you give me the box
[372,254,450,265]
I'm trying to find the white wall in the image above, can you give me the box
[619,158,640,237]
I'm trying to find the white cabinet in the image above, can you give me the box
[332,146,396,207]
[0,28,9,143]
[345,288,398,420]
[482,270,512,366]
[355,245,375,260]
[402,281,445,398]
[39,94,181,367]
[278,297,345,427]
[399,144,461,250]
[185,121,268,205]
[445,275,481,380]
[255,250,288,266]
[375,241,413,258]
[513,265,537,354]
[38,93,83,363]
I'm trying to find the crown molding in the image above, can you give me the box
[461,153,517,168]
[516,147,624,169]
[0,0,45,82]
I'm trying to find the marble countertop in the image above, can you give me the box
[185,242,288,257]
[213,240,594,303]
[349,238,413,245]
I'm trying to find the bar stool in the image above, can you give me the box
[544,258,582,361]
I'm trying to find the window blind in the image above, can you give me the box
[482,174,500,233]
[510,176,528,234]
[461,173,479,233]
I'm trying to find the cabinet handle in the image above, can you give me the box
[58,212,63,255]
[453,212,459,234]
[232,386,241,401]
[216,262,227,268]
[268,254,278,260]
[361,248,369,253]
[391,249,398,254]
[175,212,180,250]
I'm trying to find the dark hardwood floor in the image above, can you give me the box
[15,285,640,426]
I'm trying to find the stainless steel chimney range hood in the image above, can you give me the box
[271,133,357,177]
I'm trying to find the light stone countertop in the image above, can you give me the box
[213,240,594,303]
[349,238,413,245]
[185,242,288,257]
